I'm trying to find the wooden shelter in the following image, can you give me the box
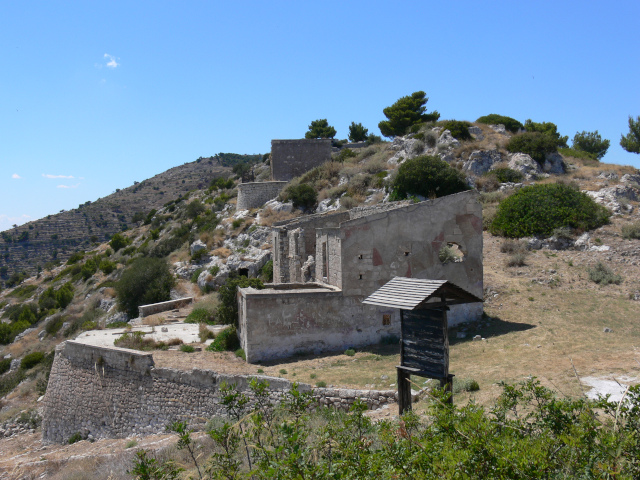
[363,277,482,414]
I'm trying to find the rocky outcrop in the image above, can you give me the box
[463,150,502,176]
[542,153,566,175]
[584,185,638,214]
[508,153,542,179]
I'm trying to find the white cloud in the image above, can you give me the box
[0,214,31,231]
[104,53,119,68]
[57,183,80,189]
[43,173,74,179]
[11,173,21,179]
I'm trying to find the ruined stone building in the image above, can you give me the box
[238,191,483,363]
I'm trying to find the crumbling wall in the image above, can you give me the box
[236,181,287,211]
[138,297,193,317]
[238,285,400,363]
[270,139,332,181]
[42,341,398,444]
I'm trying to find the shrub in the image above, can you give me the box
[500,239,526,254]
[588,262,623,285]
[199,323,215,342]
[190,268,203,283]
[259,260,273,283]
[0,358,10,375]
[185,307,215,325]
[81,259,98,281]
[344,348,356,356]
[115,257,175,318]
[185,200,205,219]
[279,369,288,375]
[284,184,317,210]
[316,381,327,387]
[21,351,45,370]
[179,344,195,353]
[441,120,472,140]
[491,167,523,183]
[453,378,480,393]
[109,233,131,252]
[99,259,116,275]
[216,275,264,325]
[390,155,469,200]
[506,132,558,165]
[206,326,240,352]
[66,251,85,265]
[622,222,640,240]
[438,245,463,264]
[558,147,598,162]
[506,253,527,267]
[490,183,610,238]
[524,119,568,147]
[336,148,357,163]
[378,91,440,137]
[572,130,610,160]
[235,348,246,360]
[68,432,83,444]
[476,114,523,133]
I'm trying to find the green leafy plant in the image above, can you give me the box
[115,257,175,318]
[279,368,288,375]
[622,221,640,239]
[20,351,45,370]
[179,344,195,353]
[216,275,263,325]
[305,119,336,139]
[109,233,131,252]
[348,122,369,142]
[524,119,568,147]
[390,155,469,200]
[620,115,640,154]
[491,167,524,183]
[572,130,610,159]
[235,348,246,360]
[476,114,523,133]
[506,132,559,165]
[185,307,216,325]
[452,377,480,393]
[283,184,318,210]
[344,348,356,356]
[490,183,610,237]
[315,381,327,387]
[206,326,240,352]
[440,120,472,140]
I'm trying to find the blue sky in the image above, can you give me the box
[1,1,639,231]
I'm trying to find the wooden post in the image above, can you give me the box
[397,367,412,415]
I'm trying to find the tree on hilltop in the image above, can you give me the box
[378,91,440,138]
[348,122,369,142]
[620,115,640,154]
[305,119,336,139]
[572,130,610,160]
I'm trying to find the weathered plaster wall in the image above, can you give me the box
[238,285,400,363]
[336,191,483,326]
[270,139,332,181]
[42,341,398,444]
[273,211,349,284]
[138,297,193,317]
[236,181,287,211]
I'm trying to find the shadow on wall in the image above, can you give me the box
[449,314,536,346]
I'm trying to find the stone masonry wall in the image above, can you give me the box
[138,297,193,317]
[271,139,332,181]
[236,181,287,211]
[42,341,397,444]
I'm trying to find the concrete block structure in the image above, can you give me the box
[270,139,332,181]
[236,181,287,210]
[238,191,483,363]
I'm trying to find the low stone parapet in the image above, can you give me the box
[138,297,193,317]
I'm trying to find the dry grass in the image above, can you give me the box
[258,207,300,226]
[211,247,232,259]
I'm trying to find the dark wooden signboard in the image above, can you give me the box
[401,308,448,379]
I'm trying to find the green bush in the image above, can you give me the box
[524,119,568,147]
[66,251,85,265]
[506,132,558,165]
[476,114,523,133]
[109,233,131,252]
[190,268,204,284]
[491,168,523,183]
[81,259,98,281]
[206,326,240,352]
[216,276,264,325]
[235,348,246,360]
[0,358,10,375]
[315,381,327,387]
[622,222,640,240]
[336,148,357,163]
[179,344,195,353]
[588,262,623,285]
[68,432,83,444]
[305,119,336,139]
[506,253,527,267]
[490,183,610,238]
[348,122,368,142]
[115,257,175,318]
[284,184,317,210]
[185,200,205,219]
[344,348,356,357]
[185,307,215,325]
[390,155,469,200]
[21,351,45,370]
[452,377,480,393]
[440,120,472,140]
[99,259,116,275]
[558,147,598,162]
[45,316,65,335]
[259,260,273,283]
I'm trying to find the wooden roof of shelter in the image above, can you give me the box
[362,277,482,310]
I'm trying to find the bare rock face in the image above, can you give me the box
[621,173,640,185]
[542,153,566,174]
[437,130,460,149]
[190,240,207,256]
[584,185,638,214]
[468,125,484,140]
[508,153,542,179]
[463,150,502,176]
[489,124,509,135]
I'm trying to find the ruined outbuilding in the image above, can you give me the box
[238,191,483,363]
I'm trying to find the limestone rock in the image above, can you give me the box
[574,233,591,251]
[584,184,638,214]
[542,153,566,174]
[621,173,640,185]
[463,149,502,176]
[437,130,460,149]
[468,125,484,140]
[99,298,115,312]
[174,262,203,280]
[104,311,128,325]
[261,198,293,213]
[508,153,542,179]
[190,240,207,256]
[489,124,509,135]
[597,172,619,181]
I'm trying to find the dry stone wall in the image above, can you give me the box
[42,341,397,444]
[270,139,332,181]
[138,297,193,317]
[236,181,287,210]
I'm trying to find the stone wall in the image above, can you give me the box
[271,139,332,181]
[138,297,193,317]
[42,341,397,444]
[236,181,287,211]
